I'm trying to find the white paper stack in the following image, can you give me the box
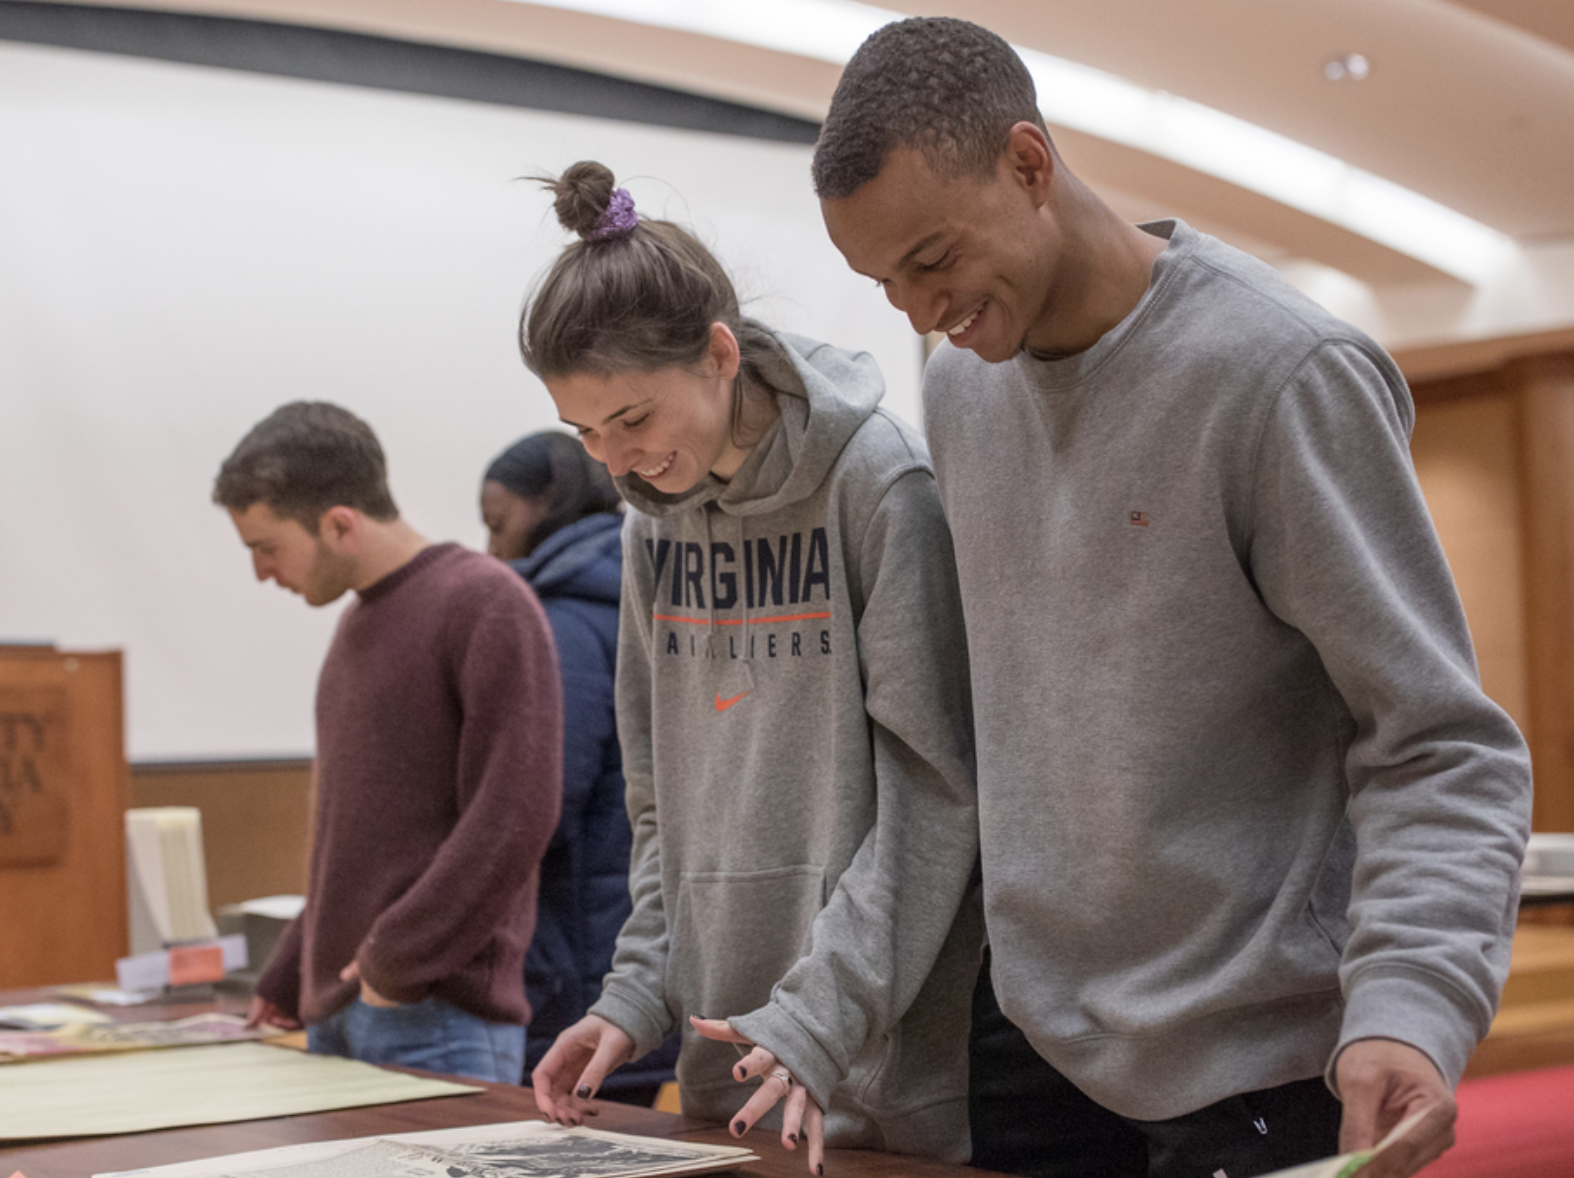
[126,807,220,954]
[1524,832,1574,899]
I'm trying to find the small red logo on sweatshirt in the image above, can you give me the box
[714,691,751,713]
[1129,511,1150,527]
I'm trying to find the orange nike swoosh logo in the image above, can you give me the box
[715,691,751,712]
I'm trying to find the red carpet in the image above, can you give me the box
[1423,1065,1574,1177]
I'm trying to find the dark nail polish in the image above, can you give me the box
[816,1166,824,1176]
[733,1120,747,1136]
[789,1133,799,1145]
[576,1084,592,1099]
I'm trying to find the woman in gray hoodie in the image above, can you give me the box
[523,161,982,1174]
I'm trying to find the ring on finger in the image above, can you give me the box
[770,1069,792,1088]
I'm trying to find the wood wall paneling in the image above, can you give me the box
[130,761,312,910]
[1412,353,1574,929]
[1514,354,1574,833]
[1412,355,1574,836]
[0,647,129,988]
[1410,388,1530,735]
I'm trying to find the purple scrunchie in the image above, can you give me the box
[588,187,639,242]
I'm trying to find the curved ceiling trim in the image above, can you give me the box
[513,0,1516,283]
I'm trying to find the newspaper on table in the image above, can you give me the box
[0,1002,114,1029]
[0,1013,279,1063]
[94,1120,757,1178]
[50,982,164,1006]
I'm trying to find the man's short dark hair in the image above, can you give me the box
[213,401,398,530]
[813,17,1046,200]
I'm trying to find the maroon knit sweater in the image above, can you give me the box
[257,543,563,1027]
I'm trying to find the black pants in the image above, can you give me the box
[969,961,1342,1178]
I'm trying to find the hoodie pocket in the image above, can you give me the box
[668,864,826,1021]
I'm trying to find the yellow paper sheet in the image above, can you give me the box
[0,1041,479,1141]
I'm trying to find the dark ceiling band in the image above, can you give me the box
[0,1,821,144]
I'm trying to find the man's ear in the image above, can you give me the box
[318,505,358,547]
[1005,122,1055,204]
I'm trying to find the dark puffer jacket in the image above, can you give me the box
[513,511,677,1095]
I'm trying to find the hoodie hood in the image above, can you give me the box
[511,511,622,606]
[613,330,885,520]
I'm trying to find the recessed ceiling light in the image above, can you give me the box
[1325,53,1371,81]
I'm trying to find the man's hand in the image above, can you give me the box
[1336,1038,1457,1178]
[244,995,302,1031]
[690,1016,825,1175]
[531,1014,635,1125]
[338,960,400,1008]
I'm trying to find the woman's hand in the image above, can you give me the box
[690,1016,825,1175]
[532,1015,635,1125]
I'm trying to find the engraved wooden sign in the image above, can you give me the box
[0,686,71,867]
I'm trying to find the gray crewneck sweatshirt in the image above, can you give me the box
[589,330,982,1159]
[924,220,1530,1120]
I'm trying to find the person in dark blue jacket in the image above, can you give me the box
[481,429,677,1103]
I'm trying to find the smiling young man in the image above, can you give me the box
[214,400,563,1083]
[814,17,1532,1178]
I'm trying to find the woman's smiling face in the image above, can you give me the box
[547,322,751,492]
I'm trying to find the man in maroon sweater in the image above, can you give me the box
[214,401,563,1083]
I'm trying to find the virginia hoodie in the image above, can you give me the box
[588,330,983,1160]
[923,220,1531,1120]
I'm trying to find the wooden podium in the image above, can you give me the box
[0,645,129,987]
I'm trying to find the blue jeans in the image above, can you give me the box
[307,996,525,1084]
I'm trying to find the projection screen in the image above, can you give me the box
[0,33,923,761]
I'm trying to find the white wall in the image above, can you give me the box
[0,40,923,761]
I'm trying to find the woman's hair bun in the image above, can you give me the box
[547,161,618,241]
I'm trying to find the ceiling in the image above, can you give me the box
[30,0,1574,376]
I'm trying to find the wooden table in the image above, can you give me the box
[0,987,995,1178]
[0,1071,995,1178]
